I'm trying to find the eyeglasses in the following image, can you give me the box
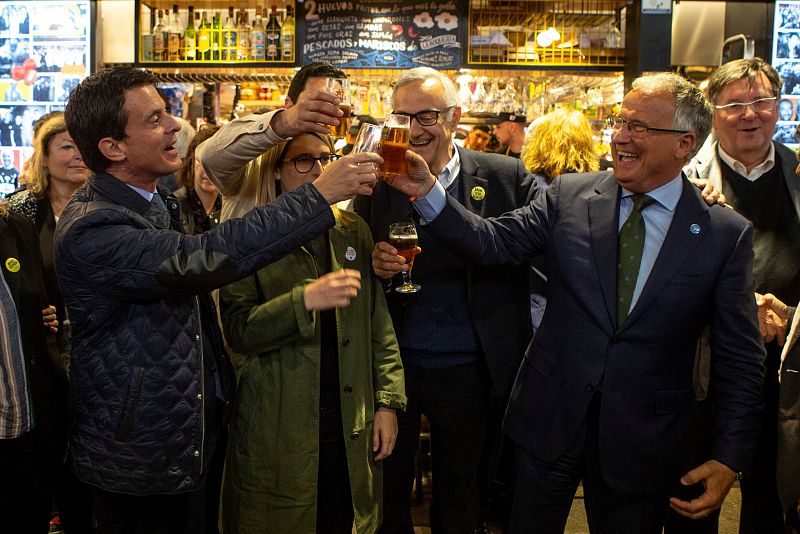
[280,154,339,174]
[392,107,454,126]
[714,96,777,117]
[606,116,689,137]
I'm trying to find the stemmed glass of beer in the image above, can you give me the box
[388,221,421,293]
[325,77,351,138]
[379,113,410,179]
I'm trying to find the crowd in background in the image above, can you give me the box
[1,56,799,534]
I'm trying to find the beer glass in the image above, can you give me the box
[352,122,382,155]
[379,113,410,179]
[352,122,383,174]
[325,77,351,138]
[388,221,421,293]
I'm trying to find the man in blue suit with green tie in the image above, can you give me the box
[382,72,766,533]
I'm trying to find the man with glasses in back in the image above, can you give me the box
[682,58,800,534]
[354,67,537,533]
[382,71,765,533]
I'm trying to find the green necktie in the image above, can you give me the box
[617,194,655,327]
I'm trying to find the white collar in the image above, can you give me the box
[717,143,775,182]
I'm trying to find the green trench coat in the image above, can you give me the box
[219,212,406,534]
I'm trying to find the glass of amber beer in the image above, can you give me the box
[388,221,421,293]
[379,113,410,179]
[325,77,351,138]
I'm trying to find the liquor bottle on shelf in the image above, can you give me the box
[153,9,166,61]
[266,5,282,61]
[212,12,221,61]
[195,11,202,58]
[237,10,250,61]
[184,6,196,61]
[168,4,182,62]
[223,6,237,61]
[198,11,211,61]
[142,9,154,61]
[281,5,295,61]
[250,8,265,60]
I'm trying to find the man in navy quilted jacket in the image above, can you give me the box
[55,66,380,534]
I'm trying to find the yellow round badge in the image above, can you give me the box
[5,257,20,273]
[471,186,486,201]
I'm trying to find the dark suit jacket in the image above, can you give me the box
[354,146,537,400]
[778,307,800,513]
[425,171,766,494]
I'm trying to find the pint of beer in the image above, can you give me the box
[325,77,351,138]
[379,114,410,179]
[332,104,351,138]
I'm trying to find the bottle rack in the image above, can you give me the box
[135,1,296,66]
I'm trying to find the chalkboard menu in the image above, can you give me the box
[302,0,462,69]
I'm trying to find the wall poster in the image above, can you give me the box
[774,1,800,148]
[0,0,92,197]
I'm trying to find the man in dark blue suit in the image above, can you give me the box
[383,72,766,533]
[354,67,536,533]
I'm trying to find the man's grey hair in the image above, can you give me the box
[392,67,460,123]
[631,72,712,160]
[706,58,782,104]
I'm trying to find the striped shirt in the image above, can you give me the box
[0,271,32,439]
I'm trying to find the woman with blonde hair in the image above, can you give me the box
[8,111,93,531]
[521,107,600,187]
[521,108,600,333]
[216,131,406,534]
[9,111,89,358]
[10,111,88,357]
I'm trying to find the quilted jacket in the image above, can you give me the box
[54,172,334,494]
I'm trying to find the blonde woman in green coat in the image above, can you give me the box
[218,132,406,534]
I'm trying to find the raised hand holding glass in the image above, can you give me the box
[380,113,410,179]
[325,77,351,138]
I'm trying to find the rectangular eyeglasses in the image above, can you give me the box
[606,116,689,136]
[714,96,777,117]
